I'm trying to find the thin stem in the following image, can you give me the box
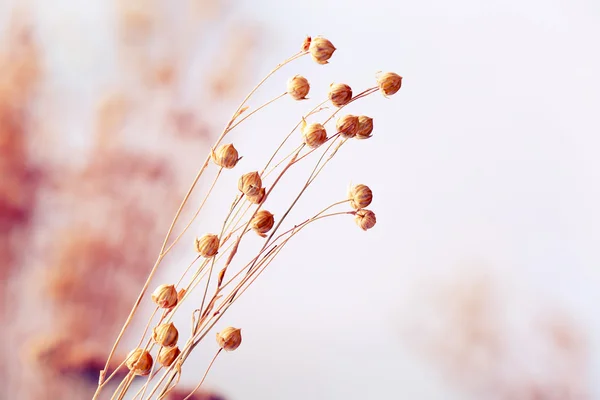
[182,349,223,400]
[228,92,287,132]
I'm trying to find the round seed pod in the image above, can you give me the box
[151,284,178,309]
[216,327,242,351]
[195,233,220,258]
[309,37,336,64]
[158,346,181,367]
[211,143,239,169]
[328,83,352,107]
[302,122,327,148]
[336,114,359,138]
[287,75,310,100]
[152,322,179,347]
[247,187,266,205]
[238,171,262,197]
[251,210,275,237]
[376,72,403,96]
[125,348,153,376]
[349,184,373,210]
[356,116,374,140]
[355,209,376,231]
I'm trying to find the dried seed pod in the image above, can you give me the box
[251,210,275,236]
[356,116,374,140]
[247,187,266,205]
[158,346,181,367]
[336,114,359,138]
[349,184,373,210]
[328,83,352,107]
[302,122,327,148]
[376,72,403,96]
[125,348,153,376]
[195,233,220,258]
[287,75,310,100]
[309,36,336,64]
[211,143,239,169]
[355,209,376,231]
[151,284,178,309]
[301,36,311,52]
[238,171,262,196]
[177,288,186,302]
[153,322,179,347]
[216,327,242,351]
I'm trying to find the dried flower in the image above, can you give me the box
[301,36,311,52]
[355,209,376,231]
[247,187,266,204]
[158,346,181,367]
[195,233,220,258]
[216,327,242,351]
[151,284,178,309]
[287,75,310,100]
[238,171,262,196]
[125,348,153,376]
[328,83,352,107]
[251,210,275,237]
[356,116,374,140]
[309,37,336,64]
[336,115,359,138]
[152,322,179,347]
[211,143,240,169]
[349,184,373,210]
[376,72,402,96]
[302,122,327,148]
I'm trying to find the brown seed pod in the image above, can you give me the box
[309,37,336,64]
[251,210,275,237]
[247,187,266,205]
[336,114,359,138]
[302,122,327,148]
[356,116,374,140]
[158,346,181,367]
[238,171,262,196]
[152,322,179,347]
[287,75,310,100]
[211,143,240,169]
[354,209,376,231]
[328,83,352,107]
[301,36,311,52]
[349,184,373,210]
[216,327,242,351]
[125,348,153,376]
[151,284,178,309]
[376,72,403,96]
[195,233,220,258]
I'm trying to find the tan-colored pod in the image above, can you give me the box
[287,75,310,100]
[238,171,262,196]
[125,348,153,376]
[328,83,352,107]
[158,346,181,367]
[376,72,402,96]
[195,233,220,258]
[355,209,376,231]
[302,122,327,148]
[151,284,178,309]
[309,37,336,64]
[152,322,179,347]
[216,327,242,351]
[336,115,359,138]
[349,184,373,210]
[251,210,275,237]
[356,116,374,140]
[211,143,239,169]
[247,187,266,205]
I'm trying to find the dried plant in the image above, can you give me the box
[93,36,403,399]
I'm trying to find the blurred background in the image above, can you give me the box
[1,0,599,399]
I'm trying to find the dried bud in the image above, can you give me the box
[251,210,275,237]
[152,322,179,347]
[356,116,374,140]
[301,36,311,52]
[125,348,153,376]
[238,171,262,197]
[309,37,336,64]
[177,288,186,302]
[158,346,181,367]
[151,284,178,309]
[336,114,359,138]
[216,327,242,351]
[211,143,239,169]
[287,75,310,100]
[328,83,352,107]
[349,184,373,210]
[302,122,327,148]
[195,233,220,258]
[247,187,266,205]
[376,72,402,96]
[355,209,376,231]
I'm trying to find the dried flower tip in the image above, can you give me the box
[238,171,262,196]
[153,322,179,347]
[251,210,275,237]
[336,114,359,138]
[301,36,311,52]
[247,187,266,205]
[328,83,352,107]
[216,327,242,351]
[376,72,403,96]
[158,346,181,367]
[211,143,239,169]
[349,184,373,210]
[287,75,310,100]
[125,348,153,376]
[309,36,336,64]
[356,116,374,140]
[151,284,178,309]
[177,288,186,302]
[302,122,327,148]
[355,209,376,231]
[195,233,220,258]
